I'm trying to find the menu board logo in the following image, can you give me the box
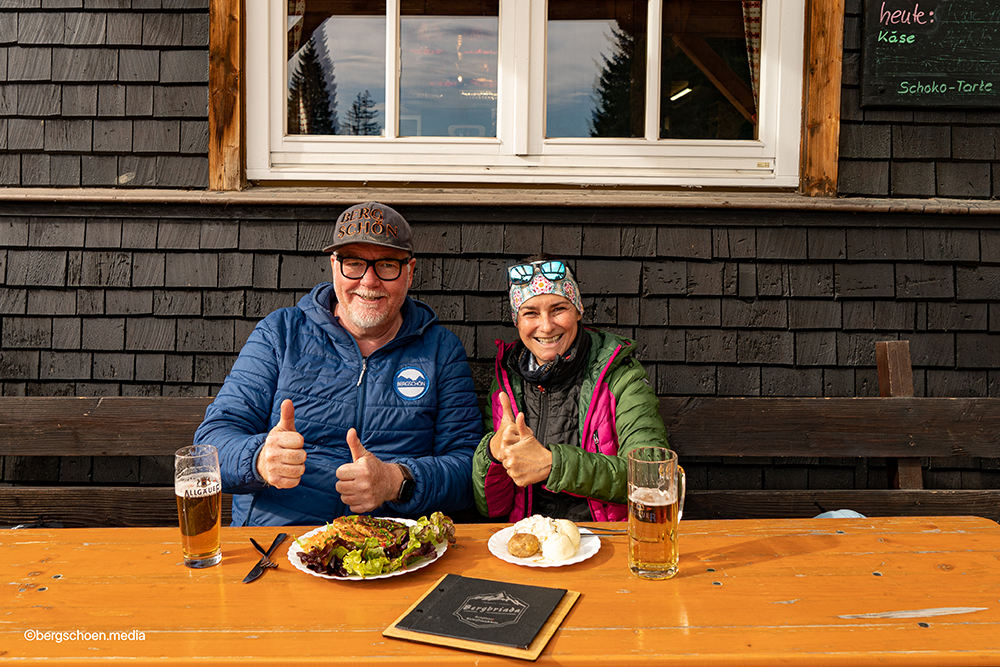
[453,591,529,629]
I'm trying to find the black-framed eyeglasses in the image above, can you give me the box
[508,260,569,285]
[335,255,410,281]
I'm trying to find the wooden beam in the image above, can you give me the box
[0,487,233,528]
[660,397,1000,458]
[799,0,844,197]
[876,340,924,490]
[684,489,1000,522]
[671,34,756,122]
[876,340,915,398]
[209,0,245,191]
[0,397,214,456]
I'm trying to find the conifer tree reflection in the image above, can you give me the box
[344,91,381,136]
[287,38,339,135]
[588,26,643,138]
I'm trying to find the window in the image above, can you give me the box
[246,0,804,187]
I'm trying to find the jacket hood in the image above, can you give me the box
[297,282,439,350]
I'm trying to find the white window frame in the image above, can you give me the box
[246,0,804,187]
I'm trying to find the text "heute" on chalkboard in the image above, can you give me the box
[880,2,934,25]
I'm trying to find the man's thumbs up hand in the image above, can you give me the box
[257,399,306,489]
[346,427,369,463]
[336,428,405,514]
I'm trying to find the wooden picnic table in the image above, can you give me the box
[5,516,1000,665]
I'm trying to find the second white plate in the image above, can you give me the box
[487,526,600,568]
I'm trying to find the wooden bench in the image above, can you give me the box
[662,342,1000,522]
[2,344,998,527]
[0,396,222,528]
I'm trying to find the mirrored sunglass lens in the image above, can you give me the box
[538,261,566,280]
[508,265,534,284]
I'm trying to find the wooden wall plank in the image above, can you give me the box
[0,397,214,456]
[799,0,845,196]
[209,0,245,191]
[660,397,1000,458]
[685,489,1000,522]
[0,487,233,528]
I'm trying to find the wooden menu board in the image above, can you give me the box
[862,0,1000,107]
[384,574,581,661]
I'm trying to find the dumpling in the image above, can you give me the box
[508,532,540,558]
[541,532,576,561]
[553,519,581,551]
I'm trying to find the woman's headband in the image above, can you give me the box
[508,260,583,322]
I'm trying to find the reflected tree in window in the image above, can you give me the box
[588,26,643,138]
[344,90,381,136]
[287,38,339,135]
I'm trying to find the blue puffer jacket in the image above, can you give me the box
[194,282,482,526]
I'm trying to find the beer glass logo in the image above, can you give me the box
[453,591,529,629]
[394,367,429,400]
[184,477,221,498]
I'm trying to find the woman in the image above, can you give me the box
[472,255,669,522]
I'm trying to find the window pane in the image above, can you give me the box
[546,1,647,138]
[399,1,499,138]
[287,2,386,136]
[660,0,758,140]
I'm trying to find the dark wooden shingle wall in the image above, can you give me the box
[0,1,209,188]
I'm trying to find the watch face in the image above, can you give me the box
[399,478,415,503]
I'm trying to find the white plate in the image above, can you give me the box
[488,526,600,567]
[286,518,448,581]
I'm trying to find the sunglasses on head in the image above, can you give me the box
[508,260,569,285]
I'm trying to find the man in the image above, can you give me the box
[195,202,482,526]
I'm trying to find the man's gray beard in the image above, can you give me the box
[343,303,390,330]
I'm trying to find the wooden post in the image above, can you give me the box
[876,340,923,490]
[799,0,845,197]
[209,0,245,191]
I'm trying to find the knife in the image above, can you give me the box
[243,532,288,583]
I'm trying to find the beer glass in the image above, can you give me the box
[174,444,222,568]
[627,447,685,580]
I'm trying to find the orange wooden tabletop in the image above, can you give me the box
[4,516,1000,666]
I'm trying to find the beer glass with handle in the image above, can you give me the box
[174,444,223,568]
[627,447,685,580]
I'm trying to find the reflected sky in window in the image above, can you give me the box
[547,21,620,138]
[289,13,635,139]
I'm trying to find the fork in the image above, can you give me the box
[250,537,280,568]
[584,526,628,534]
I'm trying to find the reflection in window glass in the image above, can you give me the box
[546,1,647,138]
[286,2,386,136]
[660,1,758,140]
[399,3,499,138]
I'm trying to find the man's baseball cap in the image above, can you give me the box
[322,201,414,254]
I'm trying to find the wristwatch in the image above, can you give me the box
[396,464,415,503]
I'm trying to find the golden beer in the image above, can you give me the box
[628,487,681,579]
[627,446,685,580]
[175,475,222,566]
[174,444,223,569]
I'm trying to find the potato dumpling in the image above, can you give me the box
[541,532,576,561]
[508,532,541,558]
[553,518,581,551]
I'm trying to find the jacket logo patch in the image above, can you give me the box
[394,367,429,400]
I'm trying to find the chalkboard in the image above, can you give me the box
[862,0,1000,107]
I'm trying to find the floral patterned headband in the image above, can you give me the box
[508,260,583,322]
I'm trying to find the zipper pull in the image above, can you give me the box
[356,358,367,387]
